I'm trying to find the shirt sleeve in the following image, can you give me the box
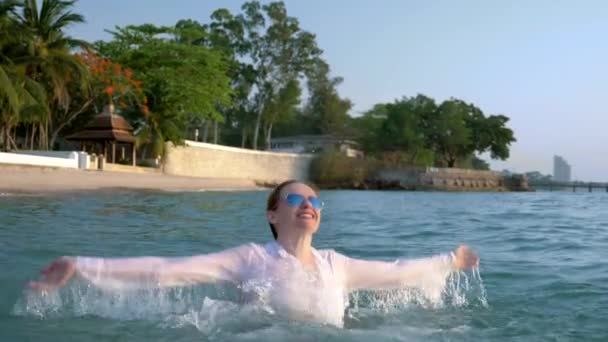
[335,251,456,291]
[74,243,255,290]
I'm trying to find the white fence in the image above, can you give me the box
[14,150,78,159]
[0,151,88,169]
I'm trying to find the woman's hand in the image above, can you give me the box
[29,256,76,291]
[452,245,479,270]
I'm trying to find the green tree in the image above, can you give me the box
[378,97,435,165]
[0,0,20,115]
[427,99,473,167]
[355,94,515,168]
[0,0,48,151]
[468,112,515,160]
[229,63,257,147]
[262,77,301,148]
[238,1,322,149]
[96,23,233,157]
[0,0,22,149]
[347,103,387,153]
[419,97,514,167]
[205,11,255,146]
[16,0,90,149]
[304,59,352,136]
[470,155,490,170]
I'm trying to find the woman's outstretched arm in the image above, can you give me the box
[338,245,479,291]
[30,244,255,290]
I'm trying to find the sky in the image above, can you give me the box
[65,0,608,181]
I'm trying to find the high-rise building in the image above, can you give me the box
[553,155,571,182]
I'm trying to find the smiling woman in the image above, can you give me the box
[28,180,479,327]
[266,180,323,241]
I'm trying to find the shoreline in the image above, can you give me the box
[0,165,263,195]
[0,163,531,195]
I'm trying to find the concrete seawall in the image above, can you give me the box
[371,167,529,191]
[163,141,314,184]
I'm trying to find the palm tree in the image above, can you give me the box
[0,0,38,151]
[15,0,90,149]
[0,1,20,114]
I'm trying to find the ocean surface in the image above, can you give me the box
[1,189,607,341]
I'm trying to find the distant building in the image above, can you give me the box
[270,134,364,158]
[553,155,571,182]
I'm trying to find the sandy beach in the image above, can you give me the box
[0,165,262,194]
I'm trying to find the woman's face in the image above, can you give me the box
[268,183,322,237]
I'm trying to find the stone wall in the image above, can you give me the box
[371,167,527,191]
[163,141,314,184]
[422,168,506,191]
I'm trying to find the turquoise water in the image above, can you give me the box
[1,190,607,341]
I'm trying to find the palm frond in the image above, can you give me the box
[0,64,20,114]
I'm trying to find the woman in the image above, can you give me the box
[30,180,479,327]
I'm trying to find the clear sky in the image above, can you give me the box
[66,0,608,181]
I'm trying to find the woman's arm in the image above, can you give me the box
[339,245,478,291]
[30,244,255,290]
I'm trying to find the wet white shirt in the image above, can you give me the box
[75,241,456,327]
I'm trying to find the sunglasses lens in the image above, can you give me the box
[308,197,324,209]
[284,194,324,209]
[285,194,305,207]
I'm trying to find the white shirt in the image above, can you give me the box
[75,241,455,327]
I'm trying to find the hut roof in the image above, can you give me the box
[66,104,136,143]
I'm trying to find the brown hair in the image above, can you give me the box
[266,180,319,240]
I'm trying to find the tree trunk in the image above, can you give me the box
[38,120,49,150]
[252,111,262,150]
[43,119,49,150]
[1,126,6,152]
[3,127,8,152]
[24,126,30,150]
[7,126,17,151]
[49,130,60,151]
[265,123,273,151]
[213,120,218,144]
[447,156,456,168]
[37,123,43,150]
[241,127,247,148]
[11,126,17,150]
[30,124,36,149]
[202,120,209,142]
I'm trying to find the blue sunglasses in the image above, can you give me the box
[283,193,324,210]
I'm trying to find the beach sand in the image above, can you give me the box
[0,165,262,194]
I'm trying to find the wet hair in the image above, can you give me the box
[266,180,319,240]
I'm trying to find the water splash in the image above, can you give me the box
[12,282,226,320]
[444,267,488,307]
[346,266,488,320]
[12,268,487,334]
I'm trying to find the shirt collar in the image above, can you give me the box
[265,240,289,258]
[265,240,322,261]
